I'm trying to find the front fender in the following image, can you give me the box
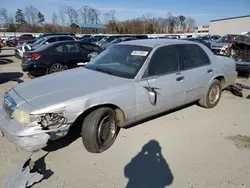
[65,87,137,126]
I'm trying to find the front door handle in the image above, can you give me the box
[176,76,185,81]
[207,69,213,73]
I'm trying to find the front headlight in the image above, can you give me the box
[12,109,41,125]
[12,109,66,129]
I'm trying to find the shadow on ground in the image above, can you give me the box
[43,127,81,152]
[35,153,54,180]
[0,54,15,58]
[1,47,14,51]
[0,72,24,84]
[124,140,174,188]
[0,58,14,64]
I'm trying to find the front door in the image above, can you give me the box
[136,45,185,120]
[177,44,214,102]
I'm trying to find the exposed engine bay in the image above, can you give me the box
[227,33,250,62]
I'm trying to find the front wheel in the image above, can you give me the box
[199,79,222,108]
[81,107,120,153]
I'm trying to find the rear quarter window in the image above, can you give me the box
[179,44,210,69]
[80,43,101,51]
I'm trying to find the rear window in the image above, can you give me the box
[80,43,101,51]
[55,43,80,52]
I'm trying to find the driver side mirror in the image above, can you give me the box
[148,90,157,105]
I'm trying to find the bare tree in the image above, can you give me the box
[25,6,38,25]
[89,8,100,24]
[61,5,78,25]
[103,10,117,33]
[52,12,58,25]
[79,5,89,23]
[59,7,65,26]
[184,16,196,32]
[0,8,9,28]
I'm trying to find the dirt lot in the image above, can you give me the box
[0,48,250,188]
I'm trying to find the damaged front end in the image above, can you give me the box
[227,33,250,62]
[0,92,72,152]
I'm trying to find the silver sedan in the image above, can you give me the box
[0,39,237,153]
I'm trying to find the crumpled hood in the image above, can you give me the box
[13,67,131,110]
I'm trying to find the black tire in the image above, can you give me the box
[47,63,67,74]
[199,79,222,108]
[81,107,120,153]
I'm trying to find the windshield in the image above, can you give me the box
[85,44,152,79]
[33,37,47,45]
[36,34,47,40]
[107,36,118,42]
[245,32,250,38]
[216,35,229,43]
[111,38,122,44]
[100,36,108,42]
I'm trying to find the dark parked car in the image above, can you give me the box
[102,37,137,49]
[15,35,76,59]
[18,33,76,45]
[181,38,211,50]
[21,41,103,76]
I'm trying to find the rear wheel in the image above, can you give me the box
[48,63,67,74]
[81,107,120,153]
[199,79,222,108]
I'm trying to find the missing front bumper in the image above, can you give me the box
[4,157,44,188]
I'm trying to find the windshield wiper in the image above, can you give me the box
[95,67,114,76]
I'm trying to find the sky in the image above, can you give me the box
[1,0,250,25]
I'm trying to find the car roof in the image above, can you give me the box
[121,39,197,48]
[45,35,74,39]
[43,40,96,46]
[120,37,137,40]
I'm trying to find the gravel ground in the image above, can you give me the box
[0,48,250,188]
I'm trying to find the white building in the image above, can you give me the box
[209,15,250,36]
[197,25,209,34]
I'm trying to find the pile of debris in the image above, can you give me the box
[225,83,250,99]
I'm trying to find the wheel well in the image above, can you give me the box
[214,76,225,88]
[71,104,125,130]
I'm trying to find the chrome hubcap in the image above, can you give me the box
[50,63,66,73]
[209,85,220,104]
[97,115,116,146]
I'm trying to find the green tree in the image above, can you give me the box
[15,9,26,26]
[37,12,45,25]
[146,23,154,34]
[178,15,185,31]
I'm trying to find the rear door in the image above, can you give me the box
[53,42,83,69]
[177,44,213,103]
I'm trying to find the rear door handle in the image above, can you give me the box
[176,76,184,81]
[207,69,213,73]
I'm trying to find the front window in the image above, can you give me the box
[106,36,117,42]
[100,36,108,42]
[216,35,229,43]
[85,44,152,79]
[111,38,122,44]
[33,37,47,45]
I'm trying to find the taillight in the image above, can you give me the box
[30,53,41,60]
